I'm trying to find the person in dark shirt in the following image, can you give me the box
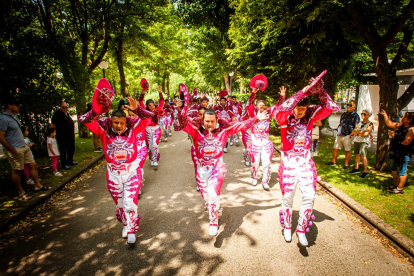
[380,109,414,194]
[51,101,78,170]
[326,100,360,169]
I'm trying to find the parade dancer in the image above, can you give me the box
[213,90,235,153]
[138,82,164,167]
[229,96,243,145]
[79,79,154,244]
[161,103,174,141]
[276,71,339,246]
[246,75,285,190]
[241,111,252,166]
[175,84,269,236]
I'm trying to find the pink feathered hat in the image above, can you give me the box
[92,78,114,114]
[218,90,228,97]
[249,74,268,91]
[141,78,149,89]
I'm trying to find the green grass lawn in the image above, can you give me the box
[0,134,101,216]
[270,134,414,241]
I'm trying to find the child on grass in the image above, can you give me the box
[47,127,62,176]
[22,126,35,184]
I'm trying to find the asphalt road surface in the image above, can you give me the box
[1,131,412,275]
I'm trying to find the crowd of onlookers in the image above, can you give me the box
[0,98,79,200]
[324,100,413,194]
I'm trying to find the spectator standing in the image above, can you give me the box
[87,103,102,152]
[47,127,62,176]
[326,100,360,169]
[0,98,50,200]
[349,110,374,178]
[22,126,35,184]
[380,110,414,194]
[51,101,79,170]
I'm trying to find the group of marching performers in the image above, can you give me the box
[79,71,339,246]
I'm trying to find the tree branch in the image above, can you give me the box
[397,81,414,109]
[390,27,413,72]
[380,0,414,49]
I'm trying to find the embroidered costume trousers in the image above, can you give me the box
[195,159,226,226]
[106,166,142,234]
[146,126,161,162]
[278,152,317,233]
[249,140,274,184]
[242,130,251,164]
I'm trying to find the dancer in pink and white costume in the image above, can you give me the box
[245,75,285,190]
[275,71,339,246]
[213,90,235,153]
[161,103,173,141]
[138,84,164,167]
[175,84,269,236]
[79,79,154,244]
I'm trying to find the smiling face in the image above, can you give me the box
[111,116,127,135]
[203,113,217,131]
[220,99,226,107]
[201,100,209,108]
[294,106,307,119]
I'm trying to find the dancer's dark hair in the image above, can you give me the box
[203,108,217,119]
[112,110,126,118]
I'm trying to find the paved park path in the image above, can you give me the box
[0,131,412,275]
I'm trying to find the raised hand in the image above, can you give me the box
[157,85,162,94]
[124,97,138,111]
[279,86,286,97]
[257,110,269,121]
[252,88,258,94]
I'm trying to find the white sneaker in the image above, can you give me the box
[127,233,136,244]
[252,179,258,186]
[151,162,154,167]
[283,229,292,242]
[122,226,128,238]
[235,139,239,144]
[169,133,172,136]
[164,137,168,142]
[218,207,223,216]
[230,142,234,146]
[139,189,142,195]
[262,182,270,190]
[223,148,227,153]
[297,232,308,246]
[245,161,250,167]
[54,171,63,177]
[153,162,158,167]
[209,225,218,236]
[196,186,200,191]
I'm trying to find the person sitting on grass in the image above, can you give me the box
[348,109,374,179]
[379,109,414,194]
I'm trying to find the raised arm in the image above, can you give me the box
[246,89,257,118]
[158,85,165,109]
[138,90,146,108]
[311,86,340,122]
[78,110,102,135]
[380,109,402,129]
[267,86,286,118]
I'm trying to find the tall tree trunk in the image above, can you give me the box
[115,26,126,97]
[224,75,230,92]
[374,51,399,171]
[166,79,170,98]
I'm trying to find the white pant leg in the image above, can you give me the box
[296,161,317,233]
[260,140,274,184]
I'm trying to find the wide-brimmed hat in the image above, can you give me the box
[249,75,268,91]
[92,78,114,114]
[141,78,149,89]
[218,90,228,97]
